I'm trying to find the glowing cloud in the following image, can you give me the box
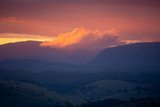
[40,28,121,50]
[40,28,160,51]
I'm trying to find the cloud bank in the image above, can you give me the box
[41,28,122,51]
[40,28,160,51]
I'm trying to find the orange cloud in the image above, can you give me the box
[40,28,120,50]
[40,28,160,51]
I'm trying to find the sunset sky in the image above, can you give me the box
[0,0,160,50]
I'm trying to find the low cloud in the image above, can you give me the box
[40,28,123,51]
[40,28,160,51]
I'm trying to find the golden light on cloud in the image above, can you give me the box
[40,28,119,49]
[0,33,53,45]
[40,28,160,51]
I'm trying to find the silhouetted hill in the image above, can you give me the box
[0,41,95,64]
[86,42,160,71]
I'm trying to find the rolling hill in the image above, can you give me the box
[0,80,66,107]
[74,79,160,105]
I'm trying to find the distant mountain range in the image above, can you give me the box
[0,41,160,72]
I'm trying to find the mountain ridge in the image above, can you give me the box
[0,41,95,64]
[85,42,160,71]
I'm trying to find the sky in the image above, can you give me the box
[0,0,160,50]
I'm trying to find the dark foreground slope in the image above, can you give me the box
[0,80,66,107]
[79,98,160,107]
